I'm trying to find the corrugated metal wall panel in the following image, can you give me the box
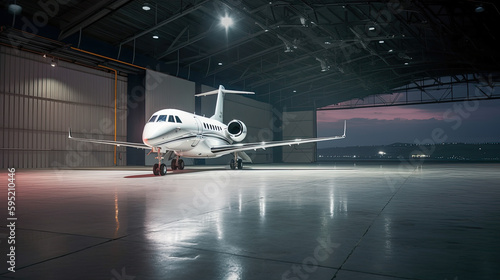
[0,46,128,169]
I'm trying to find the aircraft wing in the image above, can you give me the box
[68,129,151,150]
[211,121,346,155]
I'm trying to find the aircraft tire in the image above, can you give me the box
[230,159,236,170]
[171,160,178,170]
[178,159,185,170]
[237,159,243,169]
[153,163,160,176]
[160,163,167,176]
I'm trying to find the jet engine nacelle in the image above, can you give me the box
[227,119,247,142]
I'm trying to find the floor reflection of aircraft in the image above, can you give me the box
[69,85,346,176]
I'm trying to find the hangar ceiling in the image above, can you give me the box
[1,0,500,110]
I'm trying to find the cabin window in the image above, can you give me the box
[175,116,182,123]
[157,115,167,122]
[168,115,175,123]
[148,115,157,122]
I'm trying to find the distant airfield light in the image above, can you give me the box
[221,16,234,28]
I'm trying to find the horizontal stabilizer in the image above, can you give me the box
[195,89,255,97]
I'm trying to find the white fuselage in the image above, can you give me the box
[142,109,233,158]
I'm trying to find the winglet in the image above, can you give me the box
[68,128,73,139]
[343,120,347,137]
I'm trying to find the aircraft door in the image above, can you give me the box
[192,116,203,147]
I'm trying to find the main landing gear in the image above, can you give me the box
[171,156,185,170]
[229,152,243,170]
[152,148,167,176]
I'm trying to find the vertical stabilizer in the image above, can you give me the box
[195,85,255,123]
[212,85,225,122]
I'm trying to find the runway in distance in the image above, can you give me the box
[69,85,346,176]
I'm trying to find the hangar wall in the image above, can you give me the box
[200,85,273,164]
[282,110,317,163]
[0,46,128,169]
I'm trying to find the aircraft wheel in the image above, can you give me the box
[230,159,236,170]
[237,159,243,169]
[178,159,185,170]
[171,160,178,170]
[153,163,160,176]
[160,163,167,176]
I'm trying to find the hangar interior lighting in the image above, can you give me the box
[152,34,159,39]
[8,2,22,15]
[316,57,330,72]
[368,26,376,31]
[221,16,234,28]
[142,3,151,11]
[50,58,57,67]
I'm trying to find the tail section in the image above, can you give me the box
[195,85,255,122]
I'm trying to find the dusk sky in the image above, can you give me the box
[317,99,500,148]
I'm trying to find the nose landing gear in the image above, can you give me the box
[152,148,167,176]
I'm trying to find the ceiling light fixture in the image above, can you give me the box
[221,16,233,28]
[368,26,375,31]
[50,58,57,67]
[218,62,223,66]
[316,57,330,72]
[475,5,485,13]
[8,2,22,15]
[379,40,385,44]
[142,3,151,11]
[152,34,159,39]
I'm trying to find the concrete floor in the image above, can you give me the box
[0,163,499,280]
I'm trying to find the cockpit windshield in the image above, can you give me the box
[148,115,157,122]
[157,115,167,122]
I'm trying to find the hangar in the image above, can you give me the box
[0,1,499,279]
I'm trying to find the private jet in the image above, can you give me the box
[69,85,346,176]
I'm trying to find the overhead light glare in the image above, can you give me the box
[221,16,234,28]
[50,59,57,67]
[404,62,409,65]
[368,26,376,31]
[475,5,485,13]
[218,62,223,66]
[379,40,385,44]
[8,3,22,15]
[142,3,151,11]
[388,49,393,53]
[152,34,159,39]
